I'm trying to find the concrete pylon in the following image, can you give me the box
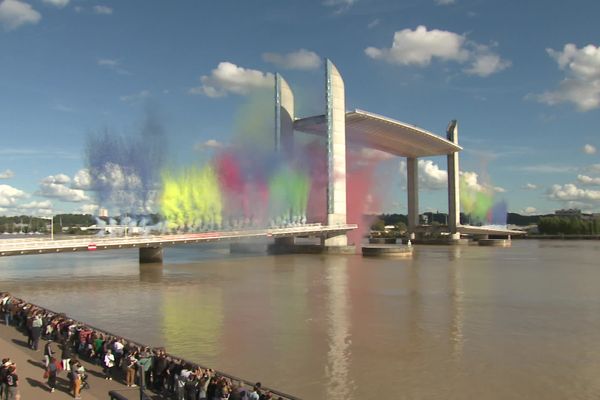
[139,246,163,263]
[323,59,348,246]
[446,120,460,240]
[275,73,294,156]
[407,157,419,239]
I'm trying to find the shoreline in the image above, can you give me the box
[523,234,600,240]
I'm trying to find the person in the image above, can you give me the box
[1,295,11,326]
[0,359,11,399]
[44,340,55,368]
[125,352,138,387]
[31,313,43,350]
[247,385,260,400]
[61,342,72,372]
[70,360,82,399]
[137,349,153,388]
[103,349,115,380]
[46,356,61,393]
[4,364,18,400]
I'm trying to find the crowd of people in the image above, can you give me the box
[0,292,287,400]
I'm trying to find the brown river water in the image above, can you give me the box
[1,239,600,399]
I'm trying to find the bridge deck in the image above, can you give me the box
[0,224,357,257]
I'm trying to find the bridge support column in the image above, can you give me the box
[446,120,461,240]
[275,74,294,156]
[407,157,419,240]
[275,236,295,246]
[325,59,348,247]
[139,247,163,264]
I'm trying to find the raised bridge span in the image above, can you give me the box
[0,223,357,262]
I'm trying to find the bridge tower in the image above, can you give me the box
[275,73,294,156]
[446,120,461,240]
[322,59,349,247]
[273,73,298,249]
[407,157,419,240]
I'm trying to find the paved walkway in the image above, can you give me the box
[0,323,158,400]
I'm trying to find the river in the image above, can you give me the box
[1,240,600,399]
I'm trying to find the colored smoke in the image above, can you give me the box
[460,174,507,225]
[85,105,166,217]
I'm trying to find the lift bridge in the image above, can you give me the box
[0,223,358,263]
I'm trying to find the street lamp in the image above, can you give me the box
[41,216,54,241]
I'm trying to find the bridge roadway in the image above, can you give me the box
[0,223,357,257]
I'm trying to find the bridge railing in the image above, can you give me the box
[17,299,302,400]
[0,224,357,252]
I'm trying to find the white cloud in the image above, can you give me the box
[398,159,501,194]
[523,183,538,190]
[323,0,356,14]
[367,19,380,29]
[521,206,537,215]
[0,184,27,207]
[419,159,448,189]
[2,200,53,217]
[21,200,51,209]
[0,0,41,31]
[262,49,321,70]
[190,62,274,98]
[464,49,511,77]
[72,169,91,190]
[97,58,130,75]
[399,159,447,189]
[366,26,469,66]
[75,203,99,215]
[517,164,577,173]
[37,174,89,202]
[548,183,600,202]
[42,0,69,8]
[583,144,597,154]
[194,139,224,151]
[94,163,141,190]
[577,174,600,185]
[93,5,112,14]
[365,25,510,77]
[461,171,484,192]
[535,44,600,111]
[435,0,456,4]
[0,169,14,179]
[120,90,151,103]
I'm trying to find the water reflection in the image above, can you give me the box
[161,282,224,359]
[139,263,164,283]
[325,256,353,400]
[449,263,465,362]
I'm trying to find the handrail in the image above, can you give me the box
[0,224,358,255]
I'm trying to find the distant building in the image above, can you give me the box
[99,208,109,218]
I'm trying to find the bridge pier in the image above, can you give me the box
[139,247,163,264]
[446,120,461,241]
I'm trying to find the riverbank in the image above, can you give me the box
[524,234,600,240]
[0,295,297,400]
[0,321,142,400]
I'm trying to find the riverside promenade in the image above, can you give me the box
[0,323,145,400]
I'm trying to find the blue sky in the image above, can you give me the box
[1,0,599,218]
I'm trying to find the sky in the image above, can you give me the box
[1,0,600,218]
